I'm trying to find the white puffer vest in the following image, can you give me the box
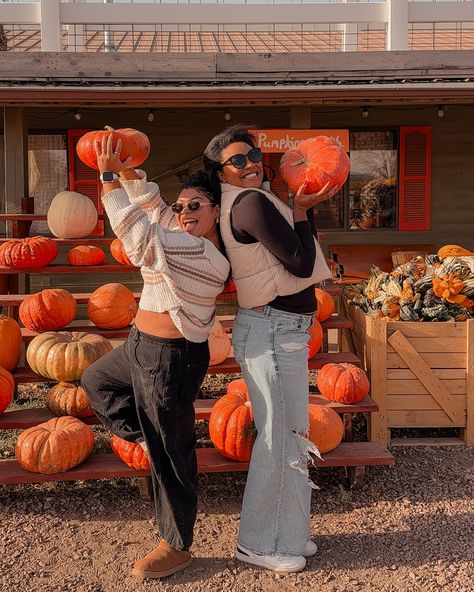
[219,182,331,309]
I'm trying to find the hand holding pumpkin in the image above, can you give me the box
[94,136,134,175]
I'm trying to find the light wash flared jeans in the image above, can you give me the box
[232,305,318,557]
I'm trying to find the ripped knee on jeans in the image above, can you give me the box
[290,428,323,490]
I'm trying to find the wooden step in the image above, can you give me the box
[0,264,138,275]
[11,352,362,384]
[0,443,394,485]
[0,395,378,430]
[0,237,115,246]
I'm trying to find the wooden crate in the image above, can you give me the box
[343,298,474,447]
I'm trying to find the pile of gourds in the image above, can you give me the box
[345,253,474,322]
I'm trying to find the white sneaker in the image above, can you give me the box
[236,544,306,573]
[303,540,318,558]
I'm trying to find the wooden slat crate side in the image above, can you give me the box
[386,322,466,339]
[386,352,467,369]
[388,410,466,428]
[387,379,466,395]
[387,337,466,354]
[387,394,467,411]
[366,315,388,445]
[464,320,474,445]
[387,368,466,380]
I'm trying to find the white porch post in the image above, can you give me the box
[40,0,62,51]
[387,0,408,51]
[342,0,358,53]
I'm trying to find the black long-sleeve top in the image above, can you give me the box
[230,190,317,314]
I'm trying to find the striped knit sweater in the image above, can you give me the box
[101,172,230,343]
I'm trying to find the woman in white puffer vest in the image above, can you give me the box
[203,125,340,574]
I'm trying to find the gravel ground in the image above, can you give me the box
[1,446,473,592]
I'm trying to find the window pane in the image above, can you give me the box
[349,131,397,230]
[313,189,344,230]
[28,134,68,235]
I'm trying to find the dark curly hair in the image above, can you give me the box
[202,124,270,201]
[179,169,218,205]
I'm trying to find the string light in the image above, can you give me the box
[362,107,369,119]
[147,109,155,123]
[224,109,231,121]
[73,108,82,121]
[437,105,447,118]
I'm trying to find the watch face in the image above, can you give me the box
[101,172,115,182]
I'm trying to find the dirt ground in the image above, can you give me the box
[1,445,473,592]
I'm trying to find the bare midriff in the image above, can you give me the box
[134,308,184,339]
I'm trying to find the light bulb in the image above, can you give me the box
[73,108,82,121]
[224,109,231,121]
[437,105,446,118]
[362,107,369,119]
[147,109,155,123]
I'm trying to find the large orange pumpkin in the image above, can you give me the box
[0,366,14,415]
[317,363,370,404]
[0,236,58,268]
[308,404,344,453]
[314,288,335,322]
[208,319,232,366]
[19,289,77,332]
[111,435,150,471]
[0,314,22,371]
[46,382,94,418]
[226,378,248,397]
[88,283,138,329]
[280,136,350,195]
[110,238,135,268]
[209,385,256,461]
[15,416,94,474]
[67,245,105,266]
[76,127,150,171]
[307,318,323,359]
[26,331,113,382]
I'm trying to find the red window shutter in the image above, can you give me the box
[264,153,289,205]
[67,129,104,236]
[399,126,431,231]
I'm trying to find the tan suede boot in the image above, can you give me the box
[132,540,192,578]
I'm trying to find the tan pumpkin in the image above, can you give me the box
[208,319,232,366]
[308,404,344,454]
[19,288,77,332]
[88,283,138,329]
[0,366,14,415]
[67,245,105,266]
[15,416,94,474]
[111,435,150,471]
[26,331,113,382]
[0,314,22,371]
[47,190,98,239]
[46,382,94,418]
[314,288,335,322]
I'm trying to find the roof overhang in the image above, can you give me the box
[2,50,474,107]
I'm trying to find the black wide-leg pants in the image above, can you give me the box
[81,326,210,551]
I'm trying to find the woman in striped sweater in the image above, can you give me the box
[82,134,229,579]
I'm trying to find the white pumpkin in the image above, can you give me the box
[208,319,232,366]
[47,191,98,239]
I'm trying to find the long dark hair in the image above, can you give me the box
[202,124,271,202]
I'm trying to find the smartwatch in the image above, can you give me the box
[99,171,119,183]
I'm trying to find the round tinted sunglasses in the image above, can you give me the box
[171,200,215,214]
[221,147,263,169]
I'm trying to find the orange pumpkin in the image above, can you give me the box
[226,378,248,397]
[314,288,335,322]
[19,289,77,332]
[208,319,232,366]
[15,416,94,474]
[88,283,138,329]
[76,127,150,171]
[67,245,105,266]
[46,382,94,418]
[111,435,150,471]
[110,238,135,268]
[209,386,256,461]
[280,135,350,195]
[0,366,14,415]
[308,404,344,453]
[0,314,22,371]
[26,331,113,382]
[307,318,323,359]
[317,363,370,405]
[0,236,58,268]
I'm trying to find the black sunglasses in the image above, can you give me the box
[221,147,263,169]
[171,200,214,214]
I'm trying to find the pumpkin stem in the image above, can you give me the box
[104,125,115,132]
